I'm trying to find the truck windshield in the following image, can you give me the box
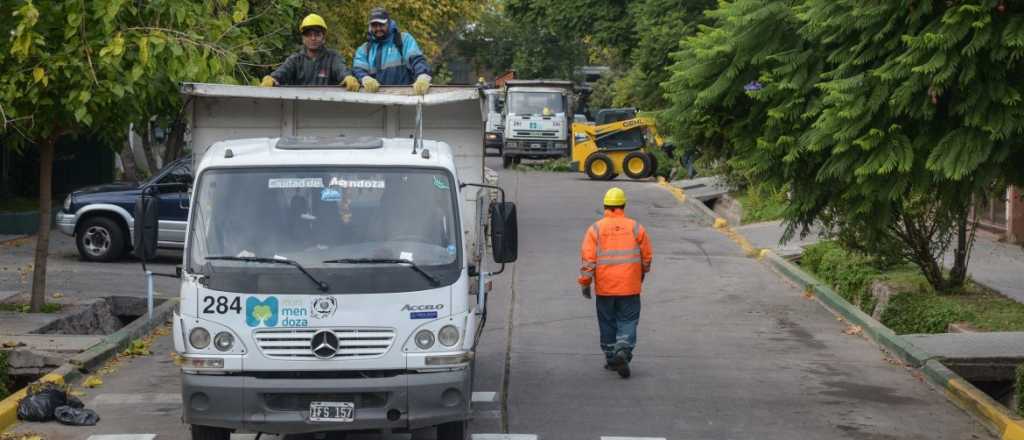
[486,93,503,113]
[187,167,461,294]
[507,91,564,115]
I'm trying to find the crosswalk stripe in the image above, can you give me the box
[86,435,157,440]
[91,393,182,405]
[472,435,538,440]
[472,391,498,402]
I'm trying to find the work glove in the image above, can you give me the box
[259,75,276,87]
[413,74,431,95]
[362,76,380,93]
[342,75,360,92]
[581,285,592,299]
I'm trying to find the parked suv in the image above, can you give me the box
[56,157,192,261]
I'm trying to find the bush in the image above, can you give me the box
[800,241,881,312]
[880,292,969,334]
[737,184,788,224]
[0,350,9,400]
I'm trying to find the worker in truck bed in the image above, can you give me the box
[351,7,433,95]
[260,14,360,90]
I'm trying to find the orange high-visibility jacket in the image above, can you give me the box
[577,209,653,296]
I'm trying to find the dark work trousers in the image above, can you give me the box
[595,294,641,362]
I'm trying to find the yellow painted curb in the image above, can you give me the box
[946,378,1024,440]
[0,373,65,432]
[656,177,687,203]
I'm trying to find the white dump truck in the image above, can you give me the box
[500,79,574,168]
[133,83,517,440]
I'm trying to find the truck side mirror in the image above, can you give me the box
[489,202,518,263]
[133,193,160,261]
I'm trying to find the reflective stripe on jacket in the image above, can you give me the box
[577,209,653,296]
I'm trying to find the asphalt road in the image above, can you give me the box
[6,159,991,440]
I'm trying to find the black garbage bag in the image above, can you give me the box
[54,405,100,426]
[66,394,84,409]
[16,386,68,422]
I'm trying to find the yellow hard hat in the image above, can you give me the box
[300,14,327,33]
[603,187,626,207]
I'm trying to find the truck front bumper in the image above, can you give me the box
[182,369,472,434]
[503,140,567,158]
[56,211,77,236]
[484,133,503,149]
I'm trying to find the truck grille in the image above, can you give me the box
[513,131,558,138]
[253,328,396,360]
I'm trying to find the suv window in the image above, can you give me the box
[157,162,193,193]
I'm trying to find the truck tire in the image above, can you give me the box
[649,153,660,178]
[191,425,230,440]
[623,151,653,179]
[437,420,468,440]
[502,155,514,169]
[75,216,126,262]
[584,153,615,180]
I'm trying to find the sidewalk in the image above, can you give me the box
[733,219,1024,304]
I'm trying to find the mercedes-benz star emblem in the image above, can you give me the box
[311,330,339,359]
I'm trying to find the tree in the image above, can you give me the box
[1,0,300,311]
[662,0,1024,292]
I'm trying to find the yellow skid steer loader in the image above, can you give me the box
[570,108,666,180]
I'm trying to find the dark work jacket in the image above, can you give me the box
[270,48,350,86]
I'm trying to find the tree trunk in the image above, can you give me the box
[119,141,139,182]
[162,118,186,164]
[30,138,55,312]
[947,210,973,291]
[141,124,160,175]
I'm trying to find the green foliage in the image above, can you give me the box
[515,158,573,172]
[0,0,302,152]
[736,184,788,224]
[0,350,8,400]
[661,0,1024,292]
[881,292,967,335]
[800,241,881,311]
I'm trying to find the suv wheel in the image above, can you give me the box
[76,216,126,262]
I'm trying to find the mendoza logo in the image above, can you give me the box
[246,297,279,327]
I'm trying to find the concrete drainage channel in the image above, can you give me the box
[0,296,179,430]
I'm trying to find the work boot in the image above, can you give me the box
[611,349,630,378]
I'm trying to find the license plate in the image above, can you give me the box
[530,143,542,149]
[309,401,355,422]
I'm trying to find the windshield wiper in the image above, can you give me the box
[322,258,441,287]
[205,256,329,292]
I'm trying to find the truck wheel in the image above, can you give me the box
[623,151,653,179]
[502,155,514,169]
[437,420,468,440]
[191,425,230,440]
[649,153,661,178]
[75,216,126,262]
[584,153,615,181]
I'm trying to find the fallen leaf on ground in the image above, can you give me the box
[842,325,863,336]
[2,340,25,348]
[802,289,814,300]
[82,375,103,388]
[51,292,63,299]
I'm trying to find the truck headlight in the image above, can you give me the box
[438,325,460,347]
[415,330,435,349]
[486,133,498,140]
[213,332,234,351]
[63,195,72,211]
[189,327,211,349]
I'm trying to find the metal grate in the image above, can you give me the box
[253,328,396,360]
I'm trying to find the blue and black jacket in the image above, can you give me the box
[352,21,432,86]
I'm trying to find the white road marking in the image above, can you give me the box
[472,391,498,402]
[472,435,538,440]
[230,434,282,440]
[601,437,667,440]
[86,435,157,440]
[91,393,182,405]
[473,409,502,418]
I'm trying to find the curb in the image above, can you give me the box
[656,178,1024,439]
[0,298,179,432]
[761,250,1024,440]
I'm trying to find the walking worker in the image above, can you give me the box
[351,7,433,95]
[260,14,360,90]
[577,187,653,378]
